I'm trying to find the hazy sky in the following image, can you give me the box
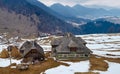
[39,0,120,8]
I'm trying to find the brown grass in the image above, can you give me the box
[106,50,120,52]
[1,52,120,74]
[0,56,69,74]
[89,55,109,71]
[45,51,51,58]
[92,54,120,63]
[61,57,89,62]
[104,58,120,63]
[75,72,100,74]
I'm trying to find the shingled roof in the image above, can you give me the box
[51,33,92,54]
[20,41,44,57]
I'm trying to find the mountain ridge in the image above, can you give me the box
[0,0,120,36]
[50,3,120,18]
[0,0,79,37]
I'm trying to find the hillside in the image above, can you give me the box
[79,20,120,34]
[0,0,120,37]
[0,0,77,37]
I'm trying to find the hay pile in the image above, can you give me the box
[0,46,21,59]
[0,49,9,58]
[10,46,21,59]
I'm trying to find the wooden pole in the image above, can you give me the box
[8,46,12,65]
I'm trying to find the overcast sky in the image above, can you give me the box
[39,0,120,9]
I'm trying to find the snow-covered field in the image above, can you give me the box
[0,58,22,67]
[80,34,120,58]
[93,61,120,74]
[0,33,120,74]
[45,61,90,74]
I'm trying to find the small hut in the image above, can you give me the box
[20,41,44,63]
[51,33,92,60]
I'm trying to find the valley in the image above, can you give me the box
[0,33,120,74]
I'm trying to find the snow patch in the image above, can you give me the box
[45,61,90,74]
[0,58,21,67]
[93,61,120,74]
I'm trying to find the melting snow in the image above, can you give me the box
[0,45,8,53]
[0,58,21,67]
[93,61,120,74]
[45,61,90,74]
[0,33,120,74]
[77,34,120,58]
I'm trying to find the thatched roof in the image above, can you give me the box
[77,37,87,44]
[68,40,79,48]
[51,33,92,54]
[20,41,44,57]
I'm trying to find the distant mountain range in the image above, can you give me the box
[50,3,120,18]
[0,0,120,36]
[50,3,120,34]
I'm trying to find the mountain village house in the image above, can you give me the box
[19,41,45,63]
[51,33,92,60]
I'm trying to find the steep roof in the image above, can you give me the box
[77,37,87,44]
[20,41,44,57]
[51,33,92,54]
[68,40,79,48]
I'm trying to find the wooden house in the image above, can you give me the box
[20,41,44,63]
[51,33,92,60]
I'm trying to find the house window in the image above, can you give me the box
[20,50,24,53]
[70,47,77,52]
[85,54,88,57]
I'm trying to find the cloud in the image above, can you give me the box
[39,0,120,8]
[82,0,120,7]
[39,0,76,6]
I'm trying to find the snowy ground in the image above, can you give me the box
[79,33,120,58]
[0,58,22,67]
[93,61,120,74]
[0,33,120,74]
[45,33,120,74]
[45,61,120,74]
[45,61,90,74]
[0,44,8,52]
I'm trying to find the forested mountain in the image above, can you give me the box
[0,0,78,37]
